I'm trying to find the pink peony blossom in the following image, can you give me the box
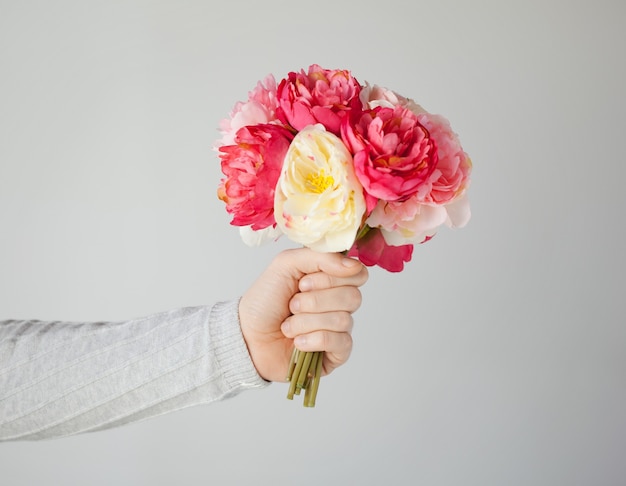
[360,82,428,114]
[416,113,472,205]
[366,192,472,246]
[218,75,281,146]
[341,105,439,204]
[218,124,293,230]
[347,227,413,272]
[359,82,407,109]
[276,64,362,135]
[442,193,471,228]
[215,64,473,273]
[367,198,447,246]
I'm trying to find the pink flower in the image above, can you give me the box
[366,193,472,246]
[360,82,428,114]
[276,64,362,135]
[347,227,413,272]
[215,65,474,274]
[218,124,293,230]
[416,113,472,205]
[218,75,280,146]
[359,82,407,109]
[367,198,447,246]
[341,105,439,204]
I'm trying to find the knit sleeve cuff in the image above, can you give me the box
[209,299,270,393]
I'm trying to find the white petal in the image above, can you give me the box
[444,194,472,228]
[239,225,283,247]
[377,205,447,245]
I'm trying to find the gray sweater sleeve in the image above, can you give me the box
[0,299,269,441]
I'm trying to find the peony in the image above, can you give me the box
[367,193,472,246]
[341,104,439,204]
[216,65,475,408]
[416,113,472,205]
[276,64,362,135]
[360,82,406,109]
[347,227,413,272]
[218,75,280,146]
[367,198,446,245]
[360,82,428,113]
[218,124,294,230]
[274,125,366,252]
[216,65,473,276]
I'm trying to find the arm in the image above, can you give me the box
[0,301,265,441]
[0,248,368,441]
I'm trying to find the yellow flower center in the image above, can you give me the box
[306,169,334,193]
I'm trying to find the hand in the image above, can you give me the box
[239,248,368,382]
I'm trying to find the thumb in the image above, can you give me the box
[272,248,362,279]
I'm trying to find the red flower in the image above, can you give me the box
[276,64,362,135]
[218,124,293,230]
[341,105,439,204]
[348,227,413,272]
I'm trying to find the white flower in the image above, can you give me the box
[274,125,366,252]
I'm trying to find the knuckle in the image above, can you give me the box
[344,333,353,353]
[288,315,307,336]
[313,272,332,290]
[297,315,309,335]
[335,312,353,331]
[321,331,331,351]
[309,272,333,291]
[317,292,328,311]
[294,292,315,313]
[273,249,292,267]
[340,333,353,355]
[347,287,362,309]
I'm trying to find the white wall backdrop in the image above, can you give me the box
[1,0,624,485]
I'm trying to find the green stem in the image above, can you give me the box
[303,352,319,405]
[354,224,371,242]
[296,351,314,390]
[286,348,299,382]
[287,349,305,400]
[304,351,324,408]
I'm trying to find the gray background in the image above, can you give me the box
[1,0,624,485]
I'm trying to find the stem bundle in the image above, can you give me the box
[286,349,323,407]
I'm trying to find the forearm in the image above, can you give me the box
[0,300,268,442]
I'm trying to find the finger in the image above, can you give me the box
[289,286,362,314]
[293,330,353,369]
[299,265,368,292]
[321,349,351,376]
[281,311,354,339]
[272,248,364,280]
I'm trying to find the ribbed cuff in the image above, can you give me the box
[209,299,269,392]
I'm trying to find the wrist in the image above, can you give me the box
[210,299,269,387]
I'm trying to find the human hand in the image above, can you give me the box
[239,248,368,382]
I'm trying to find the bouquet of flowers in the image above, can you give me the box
[216,64,472,406]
